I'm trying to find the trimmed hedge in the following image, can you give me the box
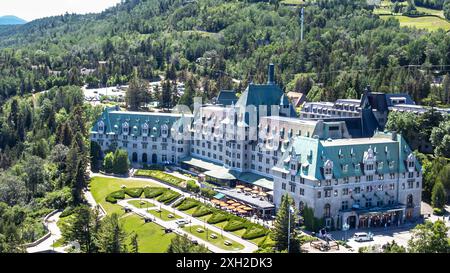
[143,187,167,198]
[192,205,213,217]
[223,218,249,232]
[175,198,201,211]
[134,170,184,186]
[242,224,268,240]
[105,190,125,203]
[124,187,143,198]
[207,211,230,224]
[157,190,181,204]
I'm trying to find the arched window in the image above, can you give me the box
[132,152,138,162]
[324,204,331,218]
[142,153,147,163]
[98,121,105,133]
[324,160,333,178]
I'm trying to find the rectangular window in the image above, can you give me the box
[324,190,331,198]
[290,183,296,193]
[317,191,321,198]
[342,188,349,195]
[281,183,286,190]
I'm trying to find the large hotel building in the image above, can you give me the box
[91,64,423,230]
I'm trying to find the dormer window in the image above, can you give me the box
[142,123,149,135]
[161,124,169,136]
[407,153,415,170]
[98,121,105,133]
[342,164,348,173]
[122,122,129,134]
[324,160,333,178]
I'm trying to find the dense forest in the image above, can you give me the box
[0,0,450,106]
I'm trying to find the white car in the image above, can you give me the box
[175,219,189,226]
[353,232,373,242]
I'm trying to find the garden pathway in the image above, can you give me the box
[117,198,258,253]
[27,212,66,253]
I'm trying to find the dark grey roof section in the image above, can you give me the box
[217,90,238,106]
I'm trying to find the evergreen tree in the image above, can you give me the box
[432,181,446,209]
[97,213,128,253]
[103,152,115,173]
[167,234,209,253]
[113,149,129,175]
[271,194,299,252]
[130,232,139,253]
[63,205,98,253]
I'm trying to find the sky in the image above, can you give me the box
[0,0,123,21]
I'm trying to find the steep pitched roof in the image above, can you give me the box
[217,90,238,106]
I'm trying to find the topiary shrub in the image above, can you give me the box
[192,205,213,217]
[105,190,125,203]
[176,198,200,211]
[157,190,181,204]
[124,187,143,198]
[143,187,167,198]
[242,224,268,240]
[223,218,249,232]
[207,211,230,224]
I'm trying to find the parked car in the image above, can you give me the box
[353,232,373,242]
[175,219,189,226]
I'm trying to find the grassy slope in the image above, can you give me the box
[182,225,244,251]
[380,15,450,31]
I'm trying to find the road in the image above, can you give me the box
[117,198,258,253]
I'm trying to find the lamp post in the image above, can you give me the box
[287,205,294,253]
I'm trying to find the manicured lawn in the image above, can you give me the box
[127,200,155,209]
[231,228,247,237]
[183,207,198,215]
[134,170,184,186]
[148,207,182,221]
[213,220,229,229]
[380,15,450,31]
[89,176,159,214]
[280,0,304,5]
[120,214,177,253]
[182,225,244,251]
[416,7,445,18]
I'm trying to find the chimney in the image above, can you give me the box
[268,63,275,84]
[391,131,397,141]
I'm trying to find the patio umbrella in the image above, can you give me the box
[259,192,267,197]
[237,209,247,214]
[238,205,246,209]
[251,190,259,194]
[211,199,220,204]
[244,207,253,211]
[253,186,258,190]
[220,202,228,207]
[236,185,245,189]
[244,188,252,192]
[230,203,240,207]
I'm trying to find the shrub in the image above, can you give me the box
[105,190,125,203]
[176,198,200,211]
[192,205,213,217]
[200,187,217,198]
[223,218,249,232]
[186,180,200,193]
[242,224,268,240]
[60,206,76,218]
[433,207,445,216]
[134,170,184,186]
[124,187,143,198]
[207,211,230,224]
[143,187,167,198]
[157,190,181,204]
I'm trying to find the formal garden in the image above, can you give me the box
[173,198,274,248]
[181,225,244,251]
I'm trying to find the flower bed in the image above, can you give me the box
[143,187,167,198]
[134,169,184,186]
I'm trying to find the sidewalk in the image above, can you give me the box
[117,198,258,253]
[27,212,65,253]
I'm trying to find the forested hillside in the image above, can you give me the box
[0,0,450,107]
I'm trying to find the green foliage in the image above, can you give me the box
[105,190,125,203]
[113,149,130,175]
[408,220,450,253]
[97,213,128,253]
[242,224,269,240]
[175,198,201,211]
[192,205,213,217]
[431,120,450,158]
[134,170,184,186]
[103,152,115,173]
[433,207,445,215]
[167,233,209,253]
[124,187,143,198]
[223,218,248,232]
[207,211,230,224]
[200,187,218,198]
[156,190,181,204]
[271,194,298,252]
[186,180,200,193]
[431,181,447,209]
[143,187,167,198]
